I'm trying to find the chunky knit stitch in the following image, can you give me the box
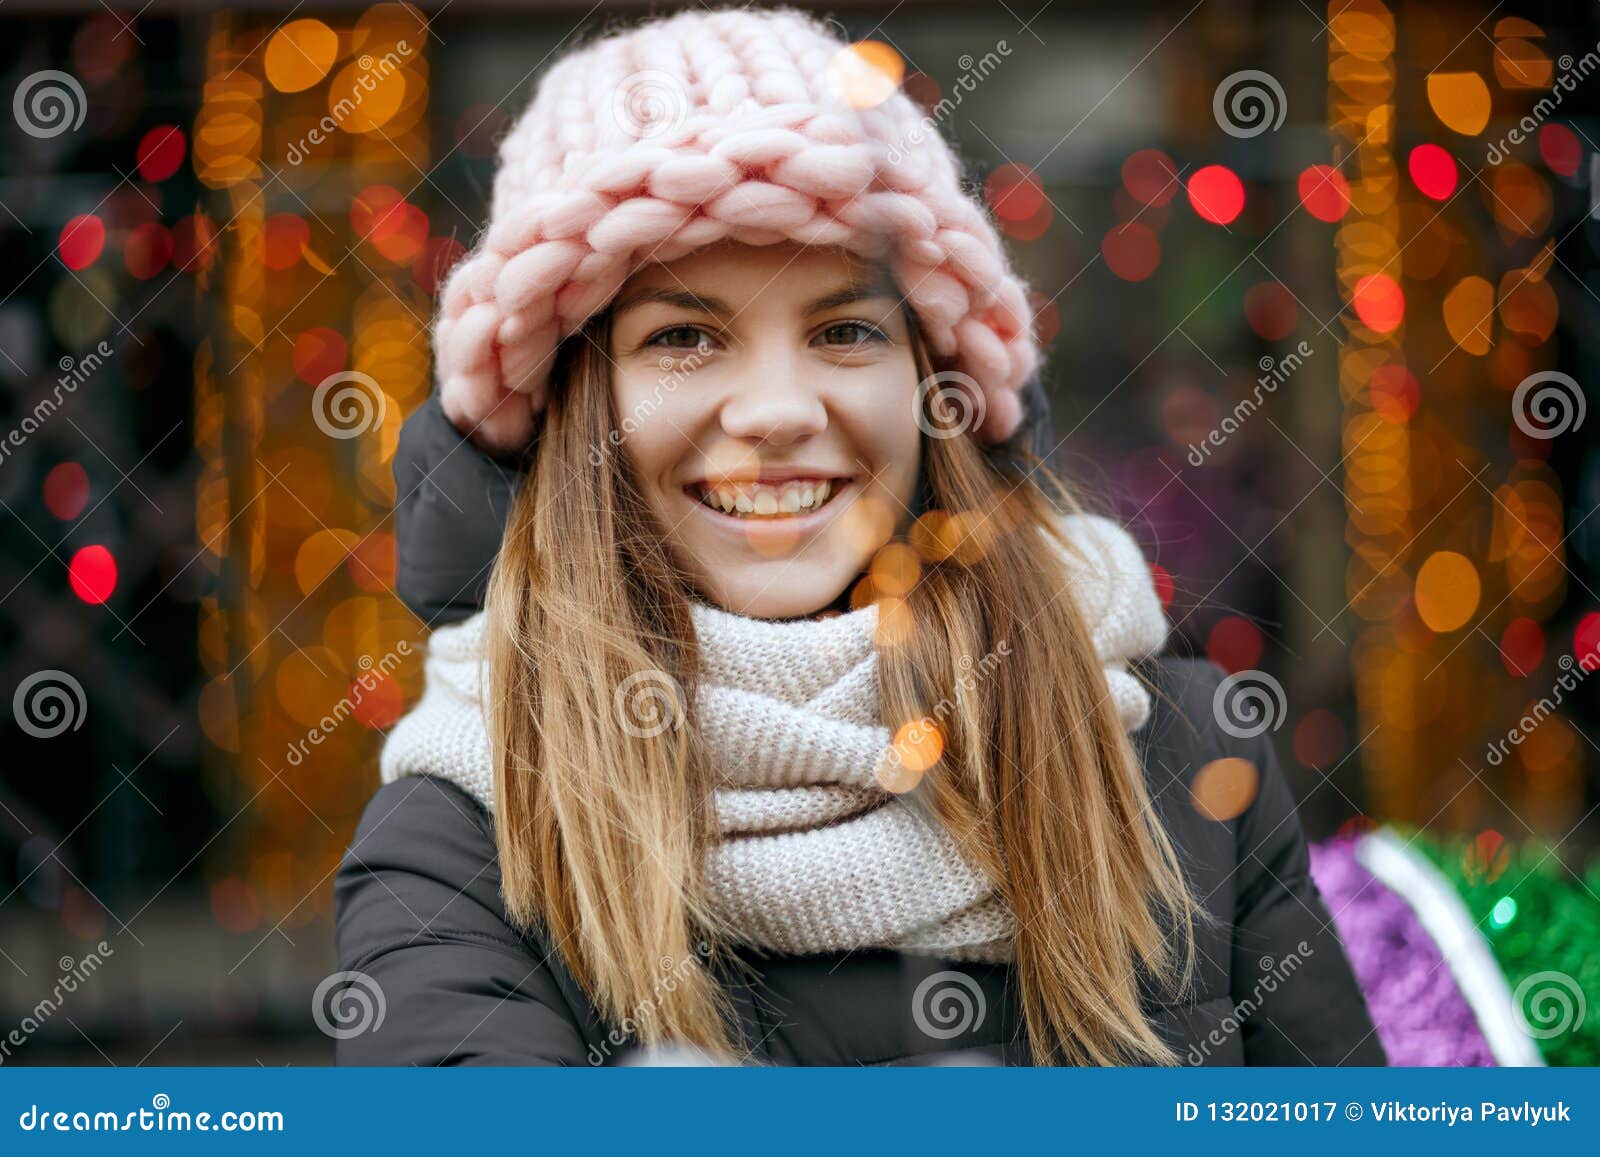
[380,513,1167,962]
[435,6,1039,452]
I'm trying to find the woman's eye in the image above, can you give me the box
[648,325,714,353]
[817,321,886,348]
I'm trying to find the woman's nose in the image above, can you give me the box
[716,343,827,446]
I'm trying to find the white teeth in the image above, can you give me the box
[695,479,840,518]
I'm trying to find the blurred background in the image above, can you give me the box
[0,0,1596,1063]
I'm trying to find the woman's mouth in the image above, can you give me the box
[685,477,850,520]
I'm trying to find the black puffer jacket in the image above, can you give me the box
[333,389,1385,1066]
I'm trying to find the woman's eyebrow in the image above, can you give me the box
[612,287,731,316]
[804,275,901,315]
[612,275,900,319]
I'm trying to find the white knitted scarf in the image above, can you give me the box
[379,513,1168,964]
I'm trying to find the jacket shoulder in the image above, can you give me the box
[333,775,602,1064]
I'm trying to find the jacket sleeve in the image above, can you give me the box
[392,392,523,627]
[332,774,595,1065]
[1225,692,1387,1066]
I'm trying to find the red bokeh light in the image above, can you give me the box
[292,328,348,386]
[1352,273,1405,333]
[1500,616,1545,677]
[59,215,106,271]
[1576,611,1600,672]
[1369,363,1420,423]
[1101,222,1160,281]
[1187,165,1245,225]
[1243,282,1298,341]
[43,462,90,521]
[136,125,186,182]
[124,222,173,280]
[69,544,117,605]
[985,163,1046,223]
[1407,143,1458,201]
[1206,615,1264,674]
[1121,149,1181,207]
[262,214,310,271]
[1538,123,1581,177]
[1150,562,1175,610]
[1297,164,1350,222]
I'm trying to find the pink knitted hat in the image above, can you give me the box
[434,6,1041,452]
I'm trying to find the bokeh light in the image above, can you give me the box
[1187,164,1245,226]
[68,544,117,605]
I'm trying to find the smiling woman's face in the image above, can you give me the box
[607,242,923,619]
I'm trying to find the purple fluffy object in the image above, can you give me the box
[1308,838,1497,1066]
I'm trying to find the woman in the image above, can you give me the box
[333,7,1382,1067]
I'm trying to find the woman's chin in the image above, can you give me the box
[695,569,854,620]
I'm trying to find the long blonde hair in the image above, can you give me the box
[482,309,1197,1065]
